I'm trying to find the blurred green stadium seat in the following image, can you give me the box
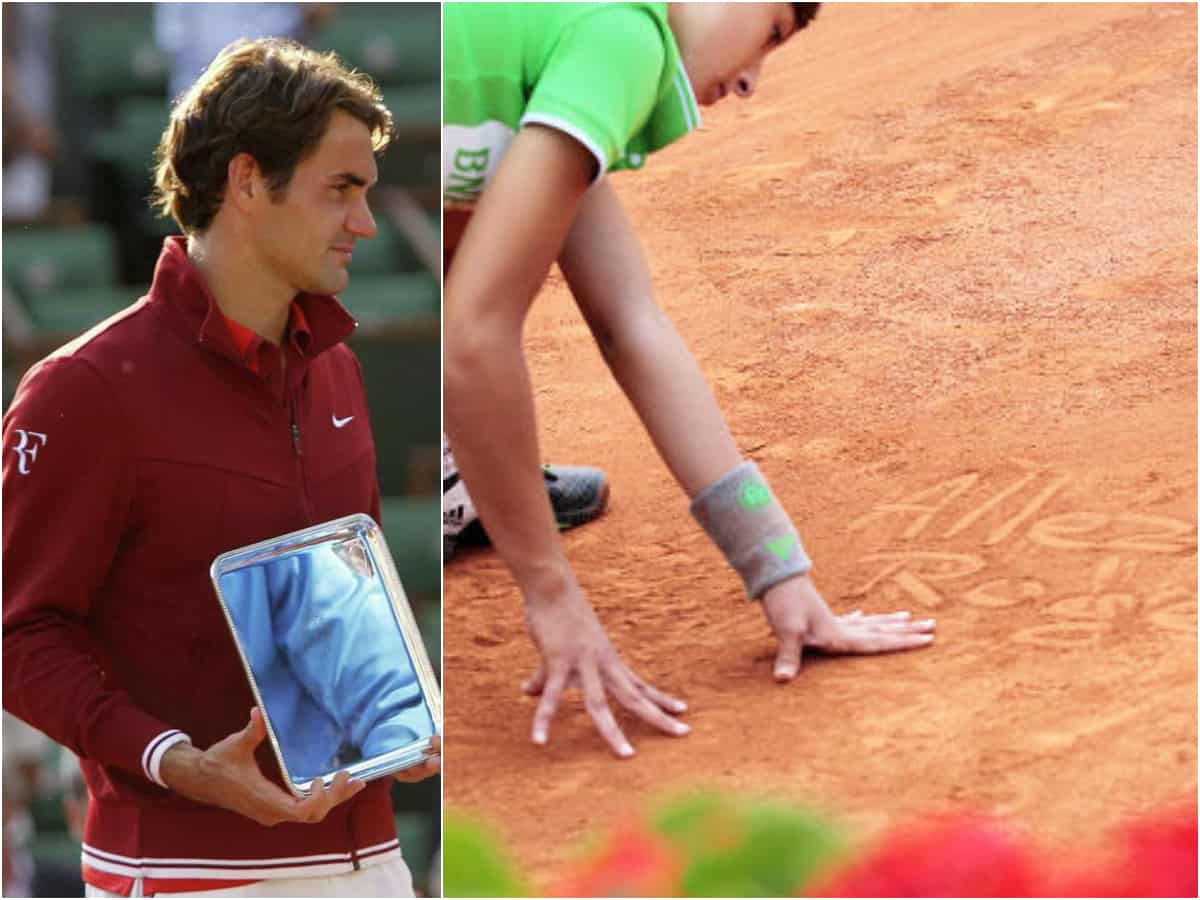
[3,225,118,299]
[393,812,437,890]
[2,365,17,411]
[2,226,142,341]
[379,495,440,599]
[27,285,141,334]
[349,218,422,278]
[378,138,440,198]
[352,335,439,497]
[339,273,438,329]
[347,218,401,277]
[381,83,439,137]
[91,97,181,240]
[30,831,81,871]
[58,8,167,100]
[377,82,439,194]
[315,6,440,85]
[420,604,441,675]
[92,97,169,185]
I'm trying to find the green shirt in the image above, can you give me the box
[443,2,701,207]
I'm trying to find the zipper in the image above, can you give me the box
[348,810,361,871]
[290,413,302,456]
[289,401,316,524]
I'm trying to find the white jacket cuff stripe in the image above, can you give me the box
[141,730,190,788]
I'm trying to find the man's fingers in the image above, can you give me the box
[579,662,633,759]
[394,755,441,783]
[205,719,368,827]
[293,771,361,823]
[245,775,321,827]
[327,770,364,806]
[531,666,568,746]
[296,772,332,823]
[304,771,332,819]
[774,630,803,682]
[232,707,268,755]
[327,769,360,800]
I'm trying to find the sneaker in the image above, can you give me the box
[541,464,610,530]
[442,439,481,560]
[443,462,611,561]
[442,467,482,560]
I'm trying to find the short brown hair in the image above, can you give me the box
[153,38,394,233]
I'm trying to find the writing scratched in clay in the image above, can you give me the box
[847,467,1197,647]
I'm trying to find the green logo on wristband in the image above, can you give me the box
[765,534,797,560]
[739,481,770,510]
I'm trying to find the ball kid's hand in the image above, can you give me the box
[761,574,936,681]
[521,579,689,758]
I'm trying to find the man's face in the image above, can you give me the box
[251,110,379,296]
[673,3,800,107]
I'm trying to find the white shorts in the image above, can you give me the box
[84,857,415,898]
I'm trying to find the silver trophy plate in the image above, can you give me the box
[210,514,441,796]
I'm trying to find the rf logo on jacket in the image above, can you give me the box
[11,429,47,475]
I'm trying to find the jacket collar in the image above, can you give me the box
[147,236,357,365]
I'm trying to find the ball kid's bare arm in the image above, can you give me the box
[558,179,744,499]
[446,133,693,756]
[561,181,818,601]
[559,179,937,678]
[443,125,594,597]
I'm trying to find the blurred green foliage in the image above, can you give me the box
[444,790,846,898]
[653,792,845,897]
[444,812,534,898]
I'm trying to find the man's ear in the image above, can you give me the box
[226,152,263,213]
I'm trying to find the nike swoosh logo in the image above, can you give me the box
[332,415,355,429]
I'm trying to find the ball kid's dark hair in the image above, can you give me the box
[791,3,822,32]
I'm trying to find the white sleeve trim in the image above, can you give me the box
[519,112,608,183]
[141,729,191,788]
[674,58,702,131]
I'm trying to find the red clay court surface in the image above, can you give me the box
[444,3,1198,877]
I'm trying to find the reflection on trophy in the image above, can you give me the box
[211,515,441,794]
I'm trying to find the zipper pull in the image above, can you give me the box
[290,418,302,456]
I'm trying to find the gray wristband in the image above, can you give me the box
[689,461,812,599]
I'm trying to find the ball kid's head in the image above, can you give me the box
[669,3,821,106]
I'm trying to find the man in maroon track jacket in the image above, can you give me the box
[2,39,437,897]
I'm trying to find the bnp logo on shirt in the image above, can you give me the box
[447,148,490,202]
[445,122,517,203]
